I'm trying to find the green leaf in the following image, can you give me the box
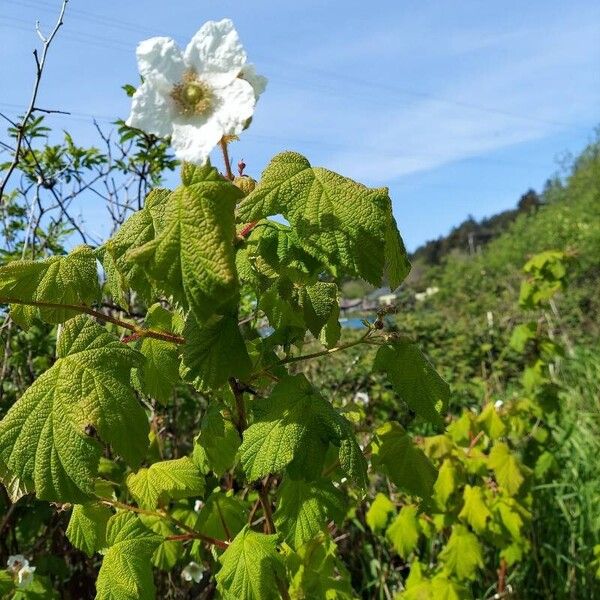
[102,189,169,303]
[0,245,100,328]
[126,457,204,509]
[193,406,241,476]
[365,493,395,532]
[488,442,525,496]
[274,477,346,548]
[433,459,460,509]
[286,533,354,599]
[476,403,506,439]
[374,342,448,427]
[439,524,484,580]
[300,282,340,343]
[0,570,14,596]
[494,497,530,540]
[240,374,366,486]
[66,503,112,557]
[216,526,285,600]
[458,485,491,534]
[180,313,251,390]
[96,512,161,600]
[138,516,182,571]
[509,322,537,353]
[371,422,437,498]
[130,163,242,321]
[0,316,148,502]
[197,492,247,541]
[385,210,411,289]
[237,152,409,285]
[132,304,183,405]
[387,505,420,559]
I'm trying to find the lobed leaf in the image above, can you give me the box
[0,245,100,328]
[374,342,448,427]
[130,163,243,321]
[95,512,161,600]
[216,526,285,600]
[0,316,148,502]
[237,152,410,286]
[126,457,204,509]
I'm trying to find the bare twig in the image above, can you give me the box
[0,0,69,202]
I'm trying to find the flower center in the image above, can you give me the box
[171,71,213,117]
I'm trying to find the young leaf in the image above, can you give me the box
[193,406,241,476]
[458,485,491,534]
[439,524,484,580]
[237,152,409,285]
[386,505,420,559]
[488,442,525,496]
[95,512,161,600]
[274,477,346,549]
[126,457,204,509]
[180,313,251,390]
[366,493,396,532]
[476,403,506,439]
[300,282,340,344]
[101,189,170,303]
[374,342,448,427]
[0,245,100,328]
[130,163,243,321]
[216,526,285,600]
[66,503,112,557]
[286,533,355,599]
[132,304,183,405]
[433,459,460,509]
[197,492,247,541]
[138,516,183,571]
[371,422,437,498]
[240,374,366,486]
[239,374,329,480]
[0,316,148,502]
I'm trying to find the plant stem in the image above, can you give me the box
[258,476,275,535]
[251,329,377,380]
[0,296,185,344]
[220,138,234,180]
[229,377,247,435]
[100,498,229,549]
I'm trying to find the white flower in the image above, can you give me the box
[7,554,28,572]
[181,561,204,583]
[354,392,370,405]
[126,19,267,164]
[494,399,504,409]
[16,565,36,588]
[194,499,203,512]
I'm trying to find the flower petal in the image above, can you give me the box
[239,64,268,99]
[213,78,256,136]
[126,81,174,138]
[170,117,224,164]
[184,19,247,88]
[136,36,185,90]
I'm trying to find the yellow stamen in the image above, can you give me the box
[171,70,213,117]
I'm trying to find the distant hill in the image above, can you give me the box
[411,187,546,266]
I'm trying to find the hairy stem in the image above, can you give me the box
[100,498,229,549]
[220,138,234,180]
[0,296,185,344]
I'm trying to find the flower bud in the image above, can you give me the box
[233,175,257,196]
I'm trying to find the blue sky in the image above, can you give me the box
[1,0,599,250]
